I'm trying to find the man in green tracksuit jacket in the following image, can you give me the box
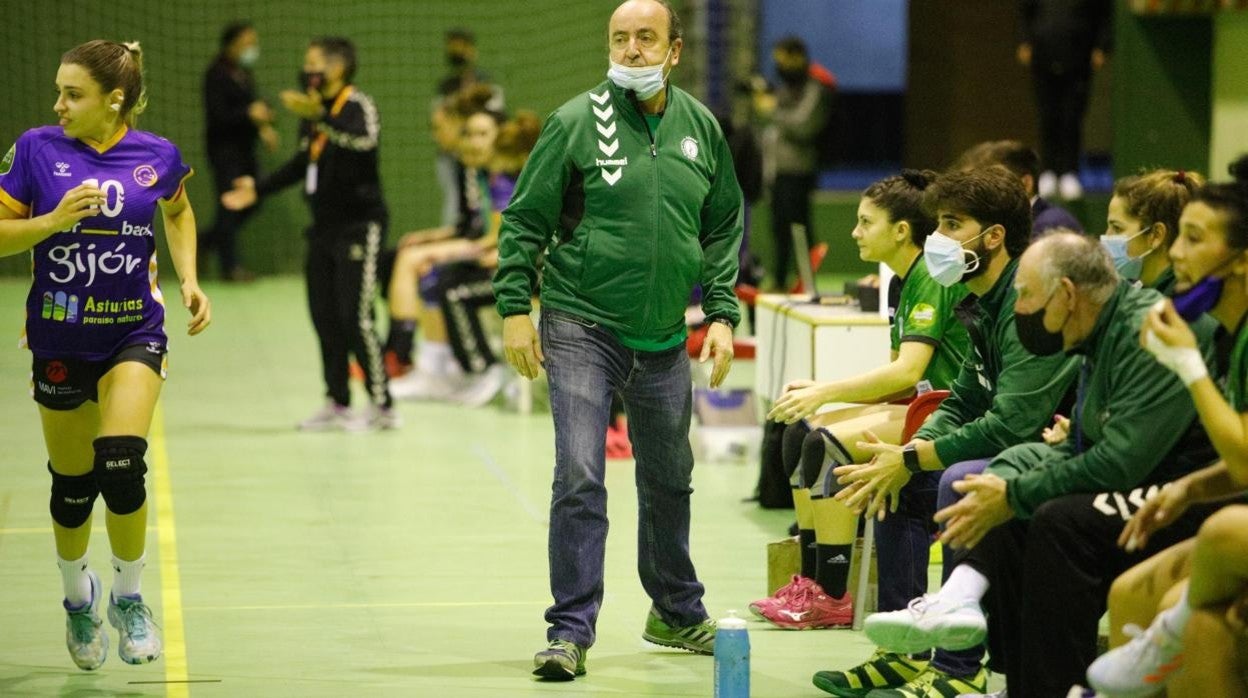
[491,0,742,681]
[864,232,1219,697]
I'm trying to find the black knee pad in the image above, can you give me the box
[93,436,148,515]
[781,421,812,486]
[49,463,99,528]
[806,429,854,499]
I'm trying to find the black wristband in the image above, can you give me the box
[708,316,734,329]
[903,444,922,474]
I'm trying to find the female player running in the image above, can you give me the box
[0,40,210,670]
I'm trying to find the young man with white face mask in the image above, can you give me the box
[815,167,1078,698]
[492,0,742,681]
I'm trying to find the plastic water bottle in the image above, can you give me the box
[714,610,749,698]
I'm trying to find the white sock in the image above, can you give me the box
[439,345,463,376]
[1158,587,1193,638]
[57,554,92,608]
[937,565,990,606]
[417,341,451,375]
[111,553,145,599]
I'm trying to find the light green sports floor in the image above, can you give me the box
[0,276,979,697]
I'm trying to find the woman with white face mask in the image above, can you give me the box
[1087,156,1248,698]
[202,21,277,282]
[1101,169,1204,295]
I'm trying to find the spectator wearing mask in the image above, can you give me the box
[202,21,278,281]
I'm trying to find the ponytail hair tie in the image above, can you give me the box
[1175,170,1187,184]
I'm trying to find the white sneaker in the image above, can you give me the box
[65,569,108,671]
[1038,170,1058,199]
[1059,172,1084,200]
[297,401,351,431]
[1086,621,1183,697]
[108,593,162,664]
[346,404,402,432]
[389,370,465,401]
[455,364,509,408]
[864,594,988,654]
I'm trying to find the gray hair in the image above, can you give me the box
[1034,229,1118,305]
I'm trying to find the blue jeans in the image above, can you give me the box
[875,470,941,613]
[540,310,706,647]
[931,458,991,677]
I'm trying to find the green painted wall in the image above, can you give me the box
[0,1,638,276]
[1110,0,1212,177]
[1210,11,1248,178]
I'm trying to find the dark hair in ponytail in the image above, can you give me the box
[862,169,939,247]
[1191,154,1248,249]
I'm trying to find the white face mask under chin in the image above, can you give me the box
[606,47,672,100]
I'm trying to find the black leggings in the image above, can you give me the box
[305,223,391,408]
[434,262,498,374]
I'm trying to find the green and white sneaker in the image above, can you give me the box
[107,594,162,664]
[64,570,109,671]
[866,665,989,697]
[641,608,716,655]
[865,595,988,655]
[813,649,929,697]
[532,639,586,680]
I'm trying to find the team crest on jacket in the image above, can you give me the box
[681,137,698,160]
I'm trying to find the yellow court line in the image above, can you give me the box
[149,405,189,698]
[182,600,548,612]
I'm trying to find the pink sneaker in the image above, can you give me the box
[748,575,815,619]
[760,582,853,630]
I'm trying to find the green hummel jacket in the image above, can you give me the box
[988,282,1220,518]
[913,258,1080,465]
[492,80,743,349]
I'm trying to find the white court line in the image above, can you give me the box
[470,443,548,525]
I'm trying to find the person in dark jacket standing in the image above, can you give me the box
[1019,0,1112,201]
[952,139,1083,238]
[202,21,277,281]
[222,37,395,432]
[755,36,828,288]
[493,0,741,681]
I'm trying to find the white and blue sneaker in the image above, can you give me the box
[865,594,988,655]
[1086,621,1184,697]
[64,569,109,671]
[108,593,162,664]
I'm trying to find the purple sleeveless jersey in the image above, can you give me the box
[0,126,192,361]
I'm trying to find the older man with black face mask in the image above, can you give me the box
[492,0,743,681]
[863,231,1223,698]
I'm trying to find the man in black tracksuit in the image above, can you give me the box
[224,37,394,429]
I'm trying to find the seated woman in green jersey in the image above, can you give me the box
[1087,158,1248,698]
[752,170,972,629]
